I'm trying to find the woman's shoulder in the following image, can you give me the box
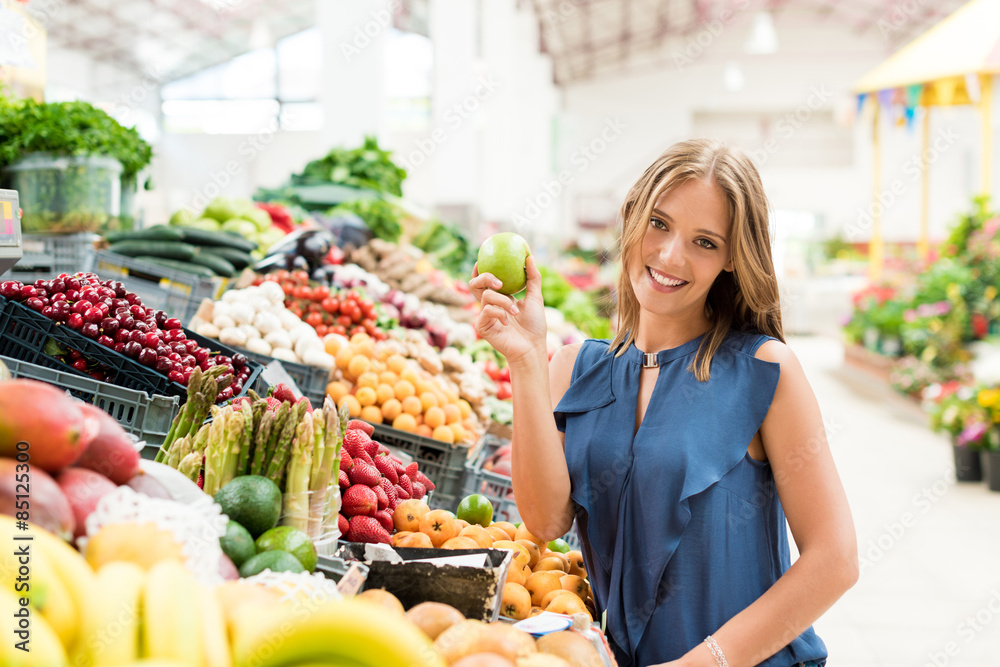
[719,328,785,360]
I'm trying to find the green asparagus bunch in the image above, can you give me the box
[155,366,233,463]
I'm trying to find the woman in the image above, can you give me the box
[469,139,858,667]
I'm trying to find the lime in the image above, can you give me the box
[456,494,493,528]
[219,521,256,568]
[238,550,305,577]
[548,538,571,554]
[255,526,318,572]
[214,475,282,538]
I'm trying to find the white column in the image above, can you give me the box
[426,0,481,210]
[318,0,391,148]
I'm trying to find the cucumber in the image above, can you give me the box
[105,225,184,244]
[190,251,236,277]
[177,226,257,253]
[108,241,197,261]
[133,256,216,278]
[200,247,253,270]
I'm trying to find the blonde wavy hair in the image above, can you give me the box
[610,138,784,381]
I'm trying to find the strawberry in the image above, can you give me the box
[379,477,398,510]
[339,469,350,490]
[338,513,350,537]
[354,450,375,466]
[374,483,389,511]
[363,438,380,458]
[373,455,398,484]
[347,419,374,436]
[230,396,252,410]
[298,396,313,413]
[397,473,413,498]
[265,397,283,413]
[374,509,394,533]
[342,430,370,458]
[340,448,354,472]
[405,462,419,480]
[415,470,435,492]
[271,383,297,405]
[391,458,407,477]
[348,462,383,488]
[394,483,410,500]
[342,484,378,517]
[411,480,426,500]
[347,515,391,544]
[376,444,390,457]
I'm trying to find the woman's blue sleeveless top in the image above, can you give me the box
[553,330,828,666]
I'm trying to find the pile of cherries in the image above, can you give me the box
[0,273,252,399]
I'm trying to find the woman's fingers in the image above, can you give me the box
[524,255,543,303]
[480,288,519,315]
[469,270,502,302]
[478,303,511,328]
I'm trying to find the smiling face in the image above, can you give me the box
[626,178,733,327]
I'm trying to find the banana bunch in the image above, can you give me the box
[0,516,231,667]
[230,598,446,667]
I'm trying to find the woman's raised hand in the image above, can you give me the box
[469,255,547,366]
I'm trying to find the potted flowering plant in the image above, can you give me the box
[926,383,990,482]
[976,387,1000,491]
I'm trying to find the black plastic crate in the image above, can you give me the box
[1,355,179,447]
[463,434,580,550]
[370,423,473,512]
[86,250,228,323]
[1,232,97,280]
[242,348,330,408]
[0,294,262,403]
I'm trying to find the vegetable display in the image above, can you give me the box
[101,224,256,278]
[294,136,407,197]
[168,196,285,256]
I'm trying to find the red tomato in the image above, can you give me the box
[293,285,313,300]
[315,324,329,337]
[331,325,347,336]
[361,318,375,330]
[312,285,330,302]
[321,298,338,314]
[282,283,295,296]
[290,305,303,318]
[337,315,352,328]
[291,270,309,284]
[364,322,376,336]
[360,302,375,319]
[307,302,322,313]
[305,312,323,328]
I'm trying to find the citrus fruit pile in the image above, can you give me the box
[324,333,480,444]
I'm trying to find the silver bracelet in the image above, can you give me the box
[704,635,729,667]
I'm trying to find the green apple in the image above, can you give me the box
[477,232,531,295]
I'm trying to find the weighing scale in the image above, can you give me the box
[0,189,22,275]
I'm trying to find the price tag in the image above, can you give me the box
[336,562,367,597]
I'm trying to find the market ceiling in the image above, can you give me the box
[523,0,972,85]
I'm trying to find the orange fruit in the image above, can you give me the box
[394,380,416,399]
[424,406,446,428]
[492,522,518,541]
[400,368,420,385]
[402,396,423,416]
[443,404,461,424]
[448,422,467,443]
[567,551,587,578]
[515,524,547,550]
[393,499,430,532]
[486,526,511,543]
[387,354,407,374]
[559,574,588,600]
[415,425,433,438]
[540,589,574,609]
[432,425,455,444]
[338,395,361,417]
[546,593,589,618]
[335,346,354,371]
[347,355,370,380]
[393,413,417,432]
[360,405,383,424]
[381,398,402,421]
[378,371,398,385]
[326,381,349,402]
[356,371,379,389]
[419,510,459,547]
[376,383,395,404]
[458,399,472,419]
[514,540,541,568]
[500,583,531,620]
[525,571,563,608]
[459,525,494,549]
[442,536,480,550]
[355,386,377,407]
[493,540,531,569]
[394,531,433,548]
[534,557,568,573]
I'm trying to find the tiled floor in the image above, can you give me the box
[790,336,1000,667]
